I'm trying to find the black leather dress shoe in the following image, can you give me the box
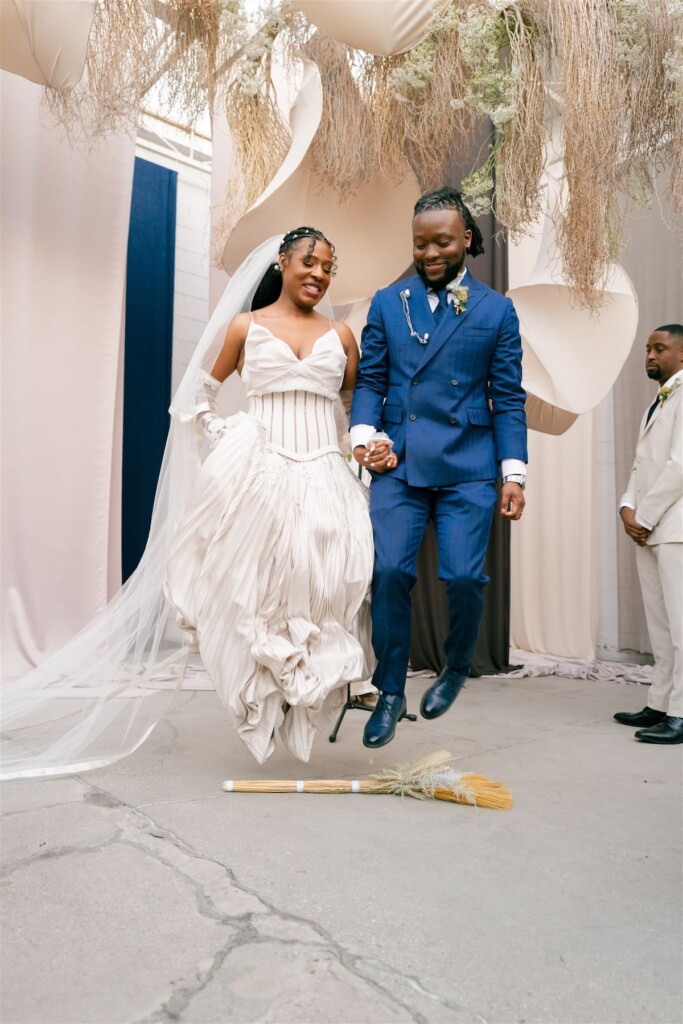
[613,707,667,727]
[363,693,407,748]
[635,716,683,744]
[420,669,467,720]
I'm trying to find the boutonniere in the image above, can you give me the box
[399,288,429,345]
[446,281,469,315]
[659,379,681,404]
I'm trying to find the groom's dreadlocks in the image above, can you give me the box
[414,187,485,257]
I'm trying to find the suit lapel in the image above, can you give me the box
[641,381,681,436]
[414,273,486,373]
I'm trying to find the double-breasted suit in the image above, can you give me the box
[350,270,527,695]
[620,375,683,716]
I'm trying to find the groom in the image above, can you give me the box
[350,187,528,748]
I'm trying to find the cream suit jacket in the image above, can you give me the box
[620,382,682,544]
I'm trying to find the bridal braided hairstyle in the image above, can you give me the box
[251,227,337,311]
[413,187,484,258]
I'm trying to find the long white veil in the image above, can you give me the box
[1,235,290,779]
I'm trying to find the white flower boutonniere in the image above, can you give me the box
[659,378,681,404]
[446,281,469,315]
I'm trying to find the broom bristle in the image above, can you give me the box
[439,773,513,811]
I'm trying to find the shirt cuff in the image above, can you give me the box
[350,424,376,451]
[618,501,635,513]
[635,512,654,531]
[501,458,527,479]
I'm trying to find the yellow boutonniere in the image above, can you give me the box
[659,379,681,404]
[446,282,469,315]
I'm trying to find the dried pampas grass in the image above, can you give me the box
[40,0,682,307]
[44,0,160,144]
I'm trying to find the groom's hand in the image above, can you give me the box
[353,443,398,473]
[501,481,525,520]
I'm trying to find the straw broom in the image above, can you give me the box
[222,749,512,810]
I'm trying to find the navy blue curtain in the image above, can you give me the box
[122,157,177,581]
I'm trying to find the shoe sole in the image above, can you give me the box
[614,717,666,727]
[636,736,683,744]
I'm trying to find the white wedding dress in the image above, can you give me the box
[165,320,374,764]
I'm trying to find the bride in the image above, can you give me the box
[1,229,387,779]
[166,226,379,763]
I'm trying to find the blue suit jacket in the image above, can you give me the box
[350,271,528,488]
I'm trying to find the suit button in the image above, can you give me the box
[412,379,419,386]
[409,414,416,421]
[451,379,458,386]
[449,417,456,424]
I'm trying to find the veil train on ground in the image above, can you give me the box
[1,236,291,780]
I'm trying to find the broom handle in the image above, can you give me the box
[222,780,387,793]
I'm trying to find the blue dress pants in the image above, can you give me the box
[369,474,497,695]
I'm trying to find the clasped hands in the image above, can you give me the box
[353,440,397,474]
[620,507,651,546]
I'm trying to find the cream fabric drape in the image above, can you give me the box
[0,0,95,88]
[1,71,135,678]
[510,413,597,659]
[222,61,420,307]
[291,1,451,56]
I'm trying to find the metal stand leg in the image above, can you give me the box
[328,684,417,742]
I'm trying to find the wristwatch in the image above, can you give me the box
[503,474,526,490]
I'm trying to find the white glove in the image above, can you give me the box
[196,371,227,449]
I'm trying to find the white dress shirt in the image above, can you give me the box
[349,268,527,480]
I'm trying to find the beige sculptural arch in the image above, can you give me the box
[291,0,451,56]
[0,0,96,89]
[508,173,638,427]
[222,61,420,307]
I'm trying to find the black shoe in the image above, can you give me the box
[635,716,683,744]
[420,669,467,720]
[363,693,407,749]
[613,707,667,727]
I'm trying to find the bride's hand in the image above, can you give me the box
[353,442,398,473]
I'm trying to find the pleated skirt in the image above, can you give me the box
[165,413,374,763]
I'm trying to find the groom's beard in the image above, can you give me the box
[415,256,466,292]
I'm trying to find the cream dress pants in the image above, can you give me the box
[636,542,683,717]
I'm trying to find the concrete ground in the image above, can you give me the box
[1,674,681,1024]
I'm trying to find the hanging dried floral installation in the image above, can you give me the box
[42,0,682,308]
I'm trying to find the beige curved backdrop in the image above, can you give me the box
[291,0,450,55]
[0,0,95,88]
[222,61,420,307]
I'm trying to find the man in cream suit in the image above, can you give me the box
[614,324,683,744]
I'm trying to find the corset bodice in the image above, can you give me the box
[242,321,346,458]
[241,321,346,402]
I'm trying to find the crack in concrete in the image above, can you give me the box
[3,769,485,1023]
[0,832,124,876]
[69,776,479,1023]
[350,955,488,1024]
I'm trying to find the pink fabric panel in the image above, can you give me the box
[1,71,135,678]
